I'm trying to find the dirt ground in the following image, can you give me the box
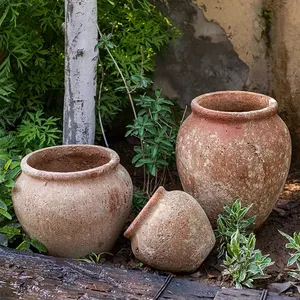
[105,139,300,297]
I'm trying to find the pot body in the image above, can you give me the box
[124,187,215,273]
[12,145,133,258]
[176,91,291,228]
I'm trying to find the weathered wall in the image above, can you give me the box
[270,0,300,158]
[153,0,249,108]
[153,0,300,159]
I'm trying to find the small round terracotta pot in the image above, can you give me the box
[12,145,133,258]
[124,187,215,273]
[176,91,292,228]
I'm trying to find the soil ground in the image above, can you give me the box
[103,139,300,297]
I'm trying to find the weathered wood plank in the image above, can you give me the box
[0,247,219,299]
[214,288,296,300]
[0,247,297,300]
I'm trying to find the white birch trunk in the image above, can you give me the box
[63,0,98,144]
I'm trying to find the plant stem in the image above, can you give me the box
[97,26,148,192]
[97,26,137,119]
[181,105,188,123]
[97,60,109,148]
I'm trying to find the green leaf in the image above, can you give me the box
[288,254,299,267]
[0,227,21,238]
[30,238,47,253]
[0,200,7,211]
[0,208,12,220]
[279,231,296,245]
[5,179,15,188]
[16,240,31,252]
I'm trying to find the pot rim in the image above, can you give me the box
[21,145,120,181]
[124,186,166,239]
[191,91,278,122]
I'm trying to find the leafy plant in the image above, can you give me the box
[132,189,148,213]
[223,230,274,289]
[215,200,256,258]
[96,0,180,127]
[126,89,179,195]
[16,110,61,152]
[0,156,47,253]
[0,0,64,133]
[279,231,300,280]
[76,252,113,264]
[0,111,60,252]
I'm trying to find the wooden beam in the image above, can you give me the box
[0,247,297,300]
[0,247,219,299]
[214,288,295,299]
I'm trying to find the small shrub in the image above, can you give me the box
[223,230,274,289]
[215,200,256,258]
[0,111,60,252]
[126,89,179,196]
[279,231,300,280]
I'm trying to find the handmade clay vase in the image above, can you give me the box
[176,91,292,229]
[12,145,133,258]
[124,187,215,273]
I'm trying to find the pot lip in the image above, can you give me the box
[124,186,166,239]
[21,144,120,181]
[191,91,278,122]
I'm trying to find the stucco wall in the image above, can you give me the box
[154,0,300,159]
[153,0,249,108]
[193,0,269,93]
[270,1,300,158]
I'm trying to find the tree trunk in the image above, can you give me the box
[63,0,98,145]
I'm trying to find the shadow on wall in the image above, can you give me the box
[153,0,249,109]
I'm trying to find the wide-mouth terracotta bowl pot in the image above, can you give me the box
[12,145,133,258]
[176,91,291,228]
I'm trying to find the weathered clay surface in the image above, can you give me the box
[124,187,215,273]
[12,145,133,258]
[176,91,291,228]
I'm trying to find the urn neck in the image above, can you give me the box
[191,91,278,122]
[21,145,120,181]
[124,186,166,239]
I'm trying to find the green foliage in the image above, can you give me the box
[0,0,64,132]
[0,111,60,252]
[0,155,47,253]
[16,111,61,152]
[96,0,180,125]
[126,89,179,195]
[216,201,273,288]
[132,189,148,213]
[215,200,256,258]
[279,231,300,280]
[223,230,274,289]
[1,0,178,134]
[76,252,113,264]
[0,155,22,247]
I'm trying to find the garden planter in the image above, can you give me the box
[12,145,133,258]
[124,187,215,273]
[176,91,291,228]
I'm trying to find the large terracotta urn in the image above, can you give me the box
[176,91,291,228]
[12,145,133,258]
[124,187,215,273]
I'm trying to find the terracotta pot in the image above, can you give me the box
[176,91,291,228]
[12,145,133,258]
[124,187,215,273]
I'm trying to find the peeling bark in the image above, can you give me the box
[63,0,98,145]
